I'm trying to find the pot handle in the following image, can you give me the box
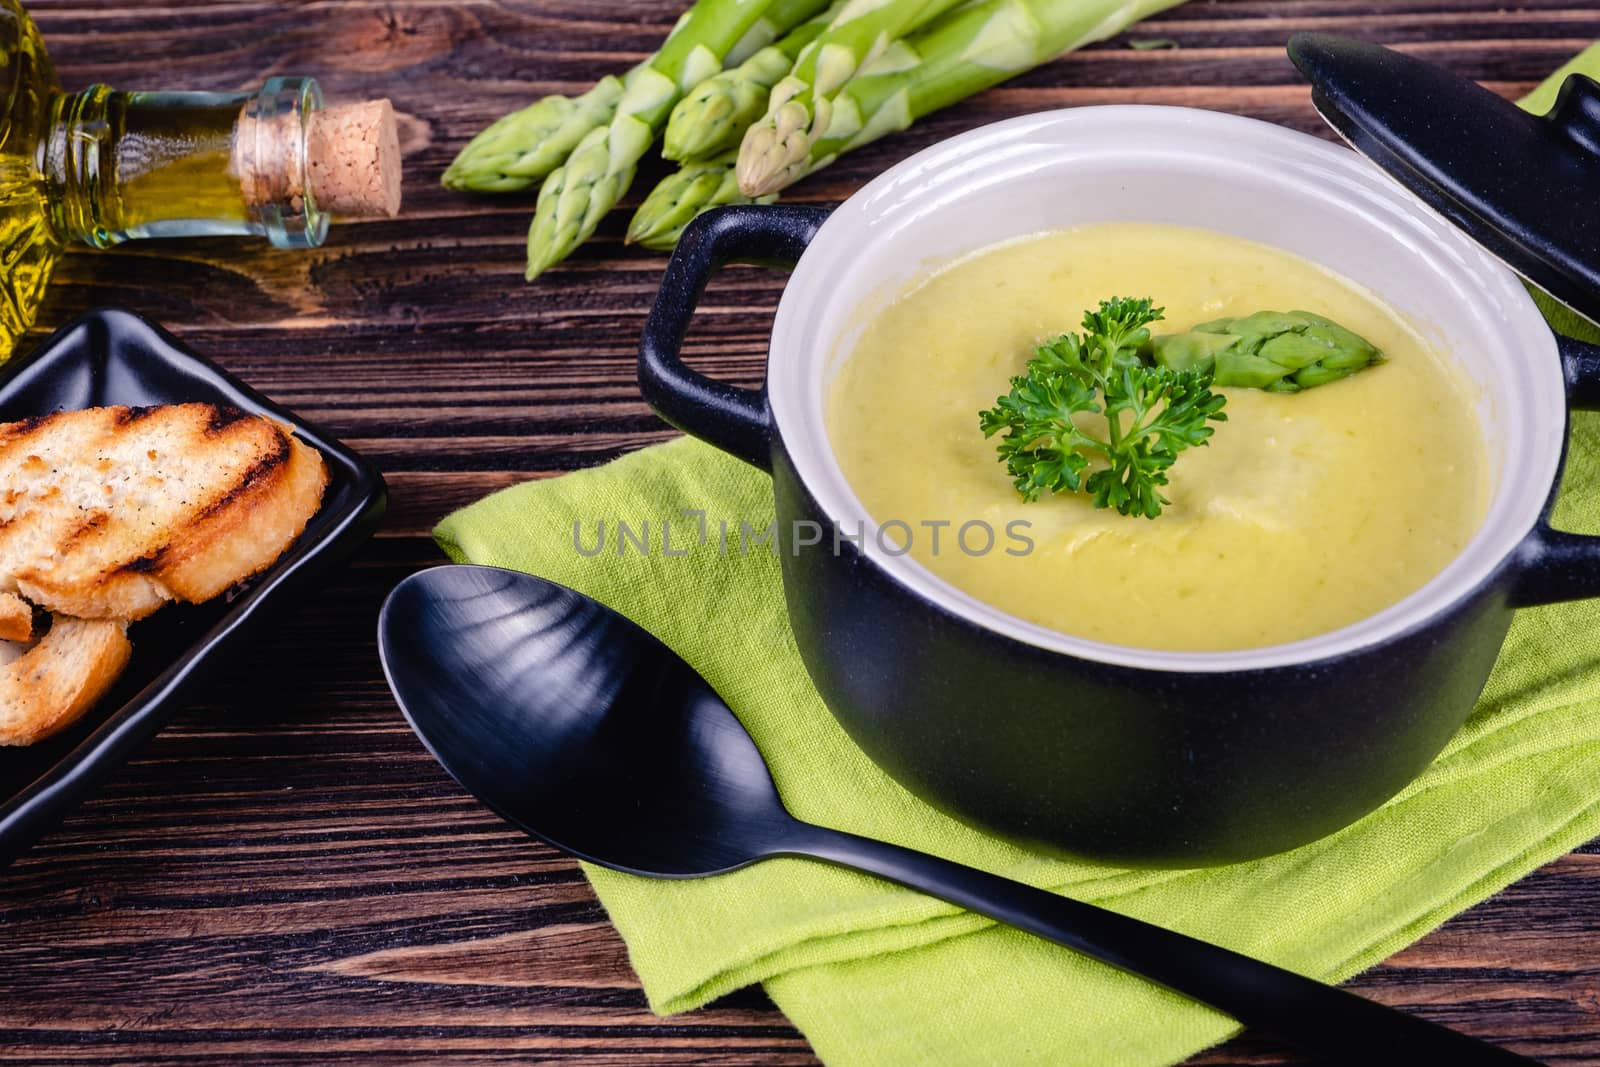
[1512,332,1600,607]
[639,204,830,470]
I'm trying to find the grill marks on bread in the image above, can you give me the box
[0,404,329,620]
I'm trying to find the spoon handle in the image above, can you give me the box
[790,826,1537,1066]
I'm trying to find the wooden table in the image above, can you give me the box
[2,2,1598,1064]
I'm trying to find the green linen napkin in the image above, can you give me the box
[435,50,1600,1067]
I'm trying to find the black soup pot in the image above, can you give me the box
[639,106,1600,866]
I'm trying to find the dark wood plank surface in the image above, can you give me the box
[3,2,1599,1064]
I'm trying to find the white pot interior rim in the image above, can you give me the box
[766,105,1567,674]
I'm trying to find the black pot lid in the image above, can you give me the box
[1289,32,1600,327]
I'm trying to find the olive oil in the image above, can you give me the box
[0,1,400,360]
[0,1,60,352]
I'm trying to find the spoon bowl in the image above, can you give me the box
[379,564,794,876]
[378,564,1537,1067]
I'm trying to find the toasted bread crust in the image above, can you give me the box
[154,430,330,604]
[0,404,329,620]
[0,616,131,746]
[0,593,32,643]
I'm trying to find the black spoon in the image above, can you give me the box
[377,564,1537,1067]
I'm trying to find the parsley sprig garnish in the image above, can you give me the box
[979,297,1228,519]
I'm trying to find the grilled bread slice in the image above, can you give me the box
[0,404,329,620]
[0,615,131,746]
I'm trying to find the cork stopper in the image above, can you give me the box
[234,98,401,221]
[306,101,402,218]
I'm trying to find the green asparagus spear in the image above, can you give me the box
[1147,311,1384,392]
[443,75,630,193]
[737,0,967,196]
[525,0,788,280]
[628,153,773,249]
[627,162,756,250]
[727,0,835,64]
[631,0,1188,247]
[665,3,840,162]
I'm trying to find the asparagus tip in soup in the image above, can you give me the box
[1147,309,1385,393]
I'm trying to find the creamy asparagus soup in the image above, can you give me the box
[825,223,1490,652]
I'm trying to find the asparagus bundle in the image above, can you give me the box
[1148,311,1385,392]
[736,0,967,196]
[665,3,841,162]
[631,0,1187,249]
[446,0,1191,273]
[442,0,825,193]
[526,0,848,279]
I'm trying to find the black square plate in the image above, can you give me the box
[0,309,386,866]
